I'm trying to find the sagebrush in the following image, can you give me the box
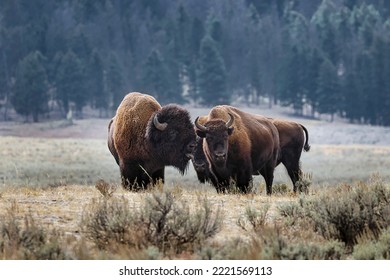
[81,191,223,257]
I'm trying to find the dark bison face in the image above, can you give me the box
[146,104,196,174]
[191,136,208,173]
[195,113,234,168]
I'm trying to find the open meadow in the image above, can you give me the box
[1,106,390,259]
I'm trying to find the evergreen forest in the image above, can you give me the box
[1,0,389,125]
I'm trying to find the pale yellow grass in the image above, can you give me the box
[1,134,390,253]
[2,136,390,189]
[300,144,390,185]
[0,184,297,245]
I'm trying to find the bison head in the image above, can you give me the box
[191,136,208,173]
[146,104,196,174]
[195,113,234,168]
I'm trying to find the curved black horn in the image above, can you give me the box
[153,114,168,131]
[225,113,234,128]
[195,116,208,132]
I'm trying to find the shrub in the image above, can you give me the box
[237,204,270,232]
[277,202,305,226]
[294,173,312,194]
[353,228,390,260]
[198,226,344,260]
[81,191,223,257]
[279,240,345,260]
[300,182,390,247]
[251,226,344,260]
[198,238,248,260]
[144,192,222,254]
[80,196,136,250]
[0,202,66,259]
[272,183,290,195]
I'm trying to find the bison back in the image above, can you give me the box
[113,92,161,161]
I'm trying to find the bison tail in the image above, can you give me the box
[300,124,311,152]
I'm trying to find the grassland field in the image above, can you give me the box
[1,105,390,259]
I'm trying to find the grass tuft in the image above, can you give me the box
[95,179,117,198]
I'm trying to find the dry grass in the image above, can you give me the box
[0,183,280,243]
[1,134,390,259]
[2,136,390,189]
[1,178,390,259]
[0,180,308,259]
[0,137,118,187]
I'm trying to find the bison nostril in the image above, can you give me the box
[214,155,226,162]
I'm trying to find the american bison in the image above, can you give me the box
[195,105,280,195]
[108,92,196,190]
[192,113,310,193]
[270,118,310,192]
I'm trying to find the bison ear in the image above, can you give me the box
[196,129,206,138]
[227,127,234,135]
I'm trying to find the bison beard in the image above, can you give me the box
[145,105,196,175]
[108,93,196,191]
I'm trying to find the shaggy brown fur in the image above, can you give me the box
[195,105,280,195]
[108,92,196,190]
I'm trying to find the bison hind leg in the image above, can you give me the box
[235,164,254,194]
[280,147,306,192]
[282,159,302,192]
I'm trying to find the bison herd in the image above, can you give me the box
[108,92,310,195]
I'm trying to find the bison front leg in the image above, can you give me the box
[120,162,150,191]
[236,167,253,194]
[215,179,230,193]
[236,178,253,194]
[260,165,275,195]
[151,168,165,186]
